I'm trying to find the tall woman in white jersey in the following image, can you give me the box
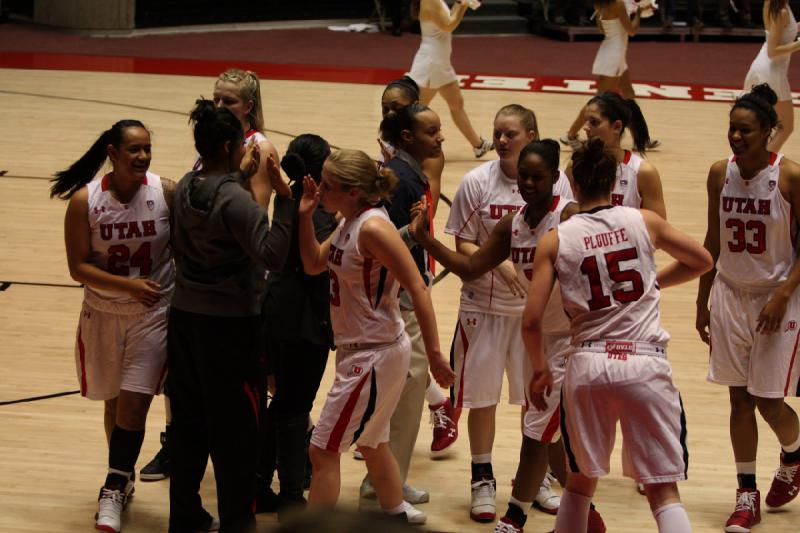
[744,0,800,151]
[696,84,800,533]
[561,0,661,150]
[409,0,493,157]
[566,92,666,218]
[411,141,605,532]
[524,139,712,533]
[298,149,453,518]
[51,120,176,533]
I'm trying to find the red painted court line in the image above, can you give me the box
[2,51,799,106]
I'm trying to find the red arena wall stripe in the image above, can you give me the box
[2,51,799,106]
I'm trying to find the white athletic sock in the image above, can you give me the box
[782,431,800,454]
[554,490,590,533]
[653,503,692,533]
[383,502,406,515]
[509,495,531,516]
[735,461,757,475]
[426,382,446,406]
[472,453,492,465]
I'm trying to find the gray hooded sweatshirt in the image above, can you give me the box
[171,170,294,317]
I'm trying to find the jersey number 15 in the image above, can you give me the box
[580,247,645,311]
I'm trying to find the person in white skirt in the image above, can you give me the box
[409,0,493,157]
[743,0,800,151]
[561,0,659,150]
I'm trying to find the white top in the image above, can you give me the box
[763,8,798,71]
[327,206,404,345]
[611,150,643,208]
[511,196,573,334]
[419,0,453,59]
[716,152,796,290]
[85,171,174,313]
[554,169,575,201]
[445,160,527,315]
[556,206,669,345]
[600,16,628,43]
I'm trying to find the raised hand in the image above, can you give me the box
[267,155,292,198]
[408,196,429,241]
[299,175,320,217]
[240,139,261,178]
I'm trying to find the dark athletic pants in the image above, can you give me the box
[167,308,263,533]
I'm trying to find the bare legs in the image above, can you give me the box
[421,82,483,148]
[565,73,634,139]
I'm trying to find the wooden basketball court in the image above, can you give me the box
[1,66,798,532]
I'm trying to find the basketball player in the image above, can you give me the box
[141,68,281,481]
[168,100,294,533]
[743,0,800,151]
[445,104,566,522]
[697,84,800,533]
[566,92,666,220]
[297,149,454,520]
[409,0,493,157]
[526,138,712,533]
[51,120,176,533]
[409,140,605,532]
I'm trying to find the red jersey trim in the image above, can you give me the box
[101,174,110,191]
[623,150,632,165]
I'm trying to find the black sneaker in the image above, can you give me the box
[140,431,170,481]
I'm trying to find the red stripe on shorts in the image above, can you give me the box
[326,370,372,452]
[784,328,800,396]
[244,382,259,427]
[77,327,88,397]
[540,405,561,444]
[456,321,469,409]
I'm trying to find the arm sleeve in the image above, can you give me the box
[222,186,295,272]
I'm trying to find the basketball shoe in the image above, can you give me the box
[766,454,800,508]
[532,472,560,515]
[494,516,523,532]
[430,397,459,457]
[725,488,760,533]
[474,138,494,158]
[471,477,497,522]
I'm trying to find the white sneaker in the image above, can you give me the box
[474,138,494,158]
[646,139,661,150]
[403,484,430,504]
[560,132,582,151]
[533,472,560,514]
[401,501,427,525]
[195,517,220,532]
[470,477,497,522]
[95,487,125,533]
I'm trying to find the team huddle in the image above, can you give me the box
[47,56,800,533]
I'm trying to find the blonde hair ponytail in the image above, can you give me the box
[216,68,265,132]
[327,149,397,204]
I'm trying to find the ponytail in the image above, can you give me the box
[189,99,243,160]
[50,119,145,199]
[216,68,264,132]
[588,92,651,153]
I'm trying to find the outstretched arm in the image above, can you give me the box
[360,216,455,387]
[423,0,469,33]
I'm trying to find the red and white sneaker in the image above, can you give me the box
[470,477,497,522]
[725,488,761,533]
[766,455,800,508]
[587,506,606,533]
[430,398,460,457]
[493,516,523,532]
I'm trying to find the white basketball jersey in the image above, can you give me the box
[445,160,527,315]
[610,150,642,208]
[193,129,268,170]
[85,171,174,313]
[554,170,575,201]
[556,206,669,345]
[511,196,573,334]
[327,207,404,345]
[716,153,796,290]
